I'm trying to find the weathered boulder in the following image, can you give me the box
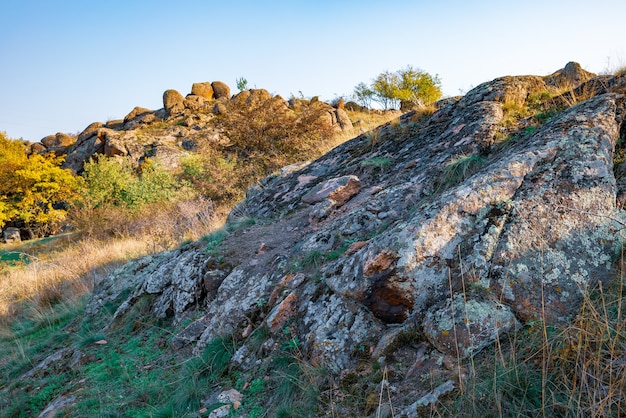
[163,89,185,115]
[183,94,207,111]
[123,107,152,124]
[545,61,596,88]
[211,81,231,100]
[335,108,353,130]
[29,142,47,155]
[40,132,75,149]
[77,122,104,143]
[191,82,214,99]
[38,132,76,156]
[3,227,21,243]
[345,101,365,111]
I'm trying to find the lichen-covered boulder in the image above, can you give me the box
[3,227,21,243]
[423,296,520,357]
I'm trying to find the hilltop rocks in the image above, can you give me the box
[191,82,214,99]
[211,81,231,100]
[163,89,185,115]
[44,78,361,173]
[545,61,596,87]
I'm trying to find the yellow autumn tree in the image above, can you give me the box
[0,132,83,236]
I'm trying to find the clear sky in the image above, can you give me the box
[1,0,625,142]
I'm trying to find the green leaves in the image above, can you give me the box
[81,156,178,211]
[354,65,443,110]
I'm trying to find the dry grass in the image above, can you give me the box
[433,255,626,417]
[0,197,223,323]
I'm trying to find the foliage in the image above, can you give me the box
[0,132,83,235]
[81,156,178,211]
[353,81,375,108]
[182,97,335,206]
[354,66,443,110]
[236,76,249,91]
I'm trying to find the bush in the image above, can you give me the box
[0,132,83,235]
[81,156,179,211]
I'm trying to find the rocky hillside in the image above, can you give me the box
[29,81,358,174]
[5,63,626,416]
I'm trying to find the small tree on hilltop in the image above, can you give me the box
[353,82,375,109]
[354,66,443,110]
[236,77,249,91]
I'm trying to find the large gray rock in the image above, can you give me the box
[3,227,21,243]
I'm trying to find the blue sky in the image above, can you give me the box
[1,0,625,142]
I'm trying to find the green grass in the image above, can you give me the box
[435,154,487,193]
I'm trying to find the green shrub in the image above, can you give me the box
[81,156,179,210]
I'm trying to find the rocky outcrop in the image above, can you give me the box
[545,61,596,87]
[88,63,626,390]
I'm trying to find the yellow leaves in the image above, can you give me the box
[0,132,83,233]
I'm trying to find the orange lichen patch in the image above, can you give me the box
[267,292,299,332]
[279,273,297,286]
[346,241,368,255]
[363,250,397,277]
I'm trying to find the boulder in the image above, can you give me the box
[212,102,227,115]
[183,94,207,111]
[335,108,353,130]
[62,129,107,172]
[3,227,21,243]
[191,82,214,99]
[41,132,75,149]
[211,81,231,100]
[545,61,596,88]
[123,107,152,124]
[344,101,365,111]
[29,142,47,155]
[105,119,124,130]
[230,90,251,108]
[163,89,185,115]
[77,122,104,143]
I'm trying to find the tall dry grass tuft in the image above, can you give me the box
[437,251,626,417]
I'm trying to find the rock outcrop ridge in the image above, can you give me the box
[86,64,626,413]
[30,81,356,172]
